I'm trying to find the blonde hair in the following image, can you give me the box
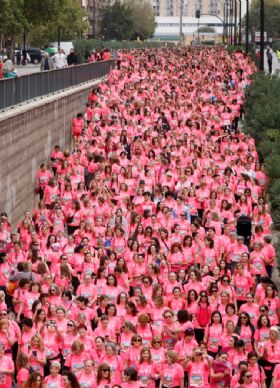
[0,291,5,302]
[30,334,44,351]
[165,350,178,363]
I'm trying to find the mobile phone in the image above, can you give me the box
[32,351,37,357]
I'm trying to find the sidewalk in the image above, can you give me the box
[14,63,40,76]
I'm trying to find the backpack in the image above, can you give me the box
[196,304,211,327]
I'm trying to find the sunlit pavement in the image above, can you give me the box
[15,63,40,76]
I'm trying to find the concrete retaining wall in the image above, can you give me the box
[0,80,101,226]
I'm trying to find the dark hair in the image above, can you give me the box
[247,351,258,360]
[22,317,33,328]
[238,369,251,384]
[106,274,118,287]
[225,303,236,314]
[209,310,223,326]
[257,314,271,329]
[177,310,192,324]
[61,370,81,388]
[198,290,210,306]
[235,312,254,333]
[187,289,198,304]
[234,339,245,350]
[124,367,138,381]
[125,301,138,316]
[105,304,117,316]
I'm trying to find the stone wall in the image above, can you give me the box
[0,81,100,226]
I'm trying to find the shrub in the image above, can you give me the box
[226,45,245,54]
[245,73,280,229]
[265,154,280,182]
[272,40,280,52]
[73,39,174,63]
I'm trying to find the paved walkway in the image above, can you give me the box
[14,63,40,76]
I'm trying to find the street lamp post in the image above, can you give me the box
[245,0,249,54]
[223,2,226,44]
[234,0,237,45]
[260,0,265,71]
[225,0,229,44]
[229,0,233,45]
[238,0,242,45]
[179,0,184,46]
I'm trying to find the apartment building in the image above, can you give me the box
[152,0,224,18]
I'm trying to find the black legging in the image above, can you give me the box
[258,358,277,388]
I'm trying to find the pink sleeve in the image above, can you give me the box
[177,364,184,378]
[17,368,30,382]
[64,354,71,367]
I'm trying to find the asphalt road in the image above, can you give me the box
[15,63,40,76]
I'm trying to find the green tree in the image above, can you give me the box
[27,0,87,47]
[125,0,156,40]
[101,1,134,41]
[197,27,215,33]
[0,0,24,56]
[0,0,86,52]
[247,0,280,39]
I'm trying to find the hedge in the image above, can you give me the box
[244,73,280,266]
[73,39,175,63]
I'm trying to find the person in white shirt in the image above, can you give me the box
[52,48,68,69]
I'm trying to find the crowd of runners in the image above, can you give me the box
[0,47,279,388]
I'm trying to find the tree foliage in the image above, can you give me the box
[197,27,215,33]
[101,0,156,41]
[101,1,134,41]
[0,0,23,36]
[248,0,280,38]
[244,73,280,229]
[125,0,156,40]
[0,0,86,50]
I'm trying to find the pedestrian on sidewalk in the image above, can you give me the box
[276,49,280,63]
[52,48,68,69]
[40,53,54,71]
[67,49,78,66]
[267,48,273,74]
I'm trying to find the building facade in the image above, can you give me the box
[81,0,111,38]
[152,0,224,18]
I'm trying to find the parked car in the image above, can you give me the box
[14,50,31,64]
[25,48,44,64]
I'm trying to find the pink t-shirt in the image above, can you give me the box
[187,360,210,388]
[17,367,30,388]
[0,356,14,388]
[160,362,184,387]
[44,374,64,388]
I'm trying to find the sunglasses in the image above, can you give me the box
[201,294,207,297]
[102,369,110,372]
[240,316,248,319]
[133,339,141,342]
[153,341,162,344]
[67,323,74,327]
[165,315,172,318]
[223,279,229,282]
[245,375,252,378]
[260,309,266,312]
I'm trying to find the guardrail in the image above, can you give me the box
[0,60,115,110]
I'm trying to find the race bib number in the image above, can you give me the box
[190,374,203,387]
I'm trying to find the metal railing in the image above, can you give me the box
[0,60,115,110]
